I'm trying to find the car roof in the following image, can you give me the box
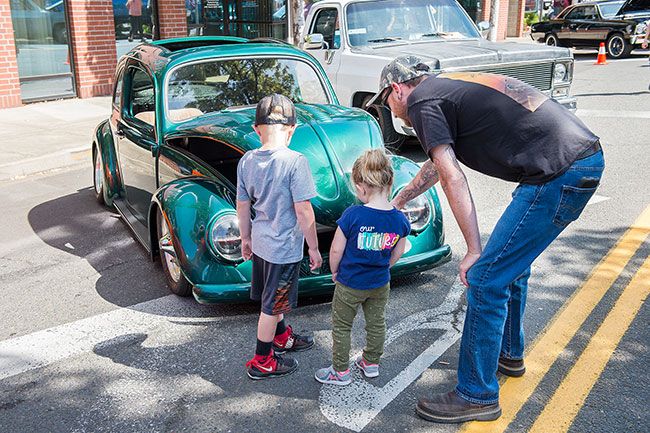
[122,37,318,79]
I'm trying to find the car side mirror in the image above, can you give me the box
[477,21,490,38]
[305,33,326,50]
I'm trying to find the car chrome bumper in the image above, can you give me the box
[192,244,452,304]
[556,95,577,112]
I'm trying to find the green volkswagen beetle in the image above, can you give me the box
[92,36,451,304]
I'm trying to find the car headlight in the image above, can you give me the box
[207,213,242,262]
[402,195,431,232]
[636,22,647,35]
[553,63,568,83]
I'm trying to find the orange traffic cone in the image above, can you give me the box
[594,42,607,65]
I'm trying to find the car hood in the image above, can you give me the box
[164,104,383,225]
[350,38,571,68]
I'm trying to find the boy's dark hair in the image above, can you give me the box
[255,94,296,126]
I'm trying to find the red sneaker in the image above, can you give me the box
[245,351,298,380]
[273,325,314,354]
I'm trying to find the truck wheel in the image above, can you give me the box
[544,33,564,47]
[363,96,407,151]
[607,33,631,59]
[157,208,192,297]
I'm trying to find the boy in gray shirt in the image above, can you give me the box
[237,94,322,380]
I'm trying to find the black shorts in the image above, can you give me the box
[251,254,300,316]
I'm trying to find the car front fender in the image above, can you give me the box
[94,119,122,206]
[150,177,251,288]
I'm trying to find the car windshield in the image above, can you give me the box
[166,57,330,122]
[345,0,480,47]
[599,1,624,17]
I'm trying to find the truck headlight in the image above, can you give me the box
[207,213,242,262]
[402,195,431,232]
[553,63,568,83]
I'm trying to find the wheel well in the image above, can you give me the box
[352,92,374,109]
[606,31,625,41]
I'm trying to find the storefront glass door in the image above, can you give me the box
[9,0,75,101]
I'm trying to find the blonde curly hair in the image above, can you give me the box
[352,149,394,190]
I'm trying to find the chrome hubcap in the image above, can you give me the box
[159,219,181,283]
[94,152,103,195]
[609,38,623,57]
[546,36,557,46]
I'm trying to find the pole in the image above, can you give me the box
[488,0,499,41]
[287,0,305,47]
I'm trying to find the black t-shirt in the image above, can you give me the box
[407,73,600,184]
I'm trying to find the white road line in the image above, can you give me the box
[587,194,610,206]
[0,295,205,381]
[319,280,465,432]
[575,57,649,63]
[576,109,650,119]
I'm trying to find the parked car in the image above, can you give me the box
[92,37,451,304]
[302,0,577,150]
[530,0,650,58]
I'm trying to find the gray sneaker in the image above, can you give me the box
[315,365,352,385]
[355,356,379,378]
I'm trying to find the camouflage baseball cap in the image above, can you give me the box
[255,93,296,126]
[365,55,432,107]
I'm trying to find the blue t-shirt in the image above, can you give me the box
[336,205,411,290]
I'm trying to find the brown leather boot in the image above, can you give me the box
[416,390,501,423]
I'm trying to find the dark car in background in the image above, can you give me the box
[531,0,650,58]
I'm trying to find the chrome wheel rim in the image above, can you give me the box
[546,36,557,46]
[159,217,182,283]
[94,152,103,195]
[609,37,623,57]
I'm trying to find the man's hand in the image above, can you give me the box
[331,272,338,283]
[643,41,648,49]
[459,251,481,287]
[241,237,252,261]
[309,247,323,271]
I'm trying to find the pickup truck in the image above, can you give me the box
[302,0,578,149]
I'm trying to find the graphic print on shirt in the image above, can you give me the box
[440,72,549,112]
[357,230,401,251]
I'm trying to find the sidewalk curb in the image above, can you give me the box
[0,145,91,181]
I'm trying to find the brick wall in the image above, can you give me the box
[0,0,22,108]
[68,0,118,98]
[507,0,525,37]
[157,0,188,39]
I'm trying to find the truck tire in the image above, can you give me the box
[363,96,407,151]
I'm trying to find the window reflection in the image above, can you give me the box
[167,58,329,122]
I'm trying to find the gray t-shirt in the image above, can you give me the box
[236,147,317,264]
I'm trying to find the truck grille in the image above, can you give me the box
[469,62,554,91]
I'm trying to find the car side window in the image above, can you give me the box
[312,8,340,49]
[112,66,124,109]
[582,6,597,19]
[566,7,585,19]
[126,67,155,127]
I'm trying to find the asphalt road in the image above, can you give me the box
[0,53,648,433]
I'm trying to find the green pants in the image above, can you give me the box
[332,281,390,372]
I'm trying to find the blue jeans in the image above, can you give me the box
[455,150,605,405]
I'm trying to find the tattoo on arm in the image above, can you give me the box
[396,160,440,205]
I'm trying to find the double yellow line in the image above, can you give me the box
[462,205,650,433]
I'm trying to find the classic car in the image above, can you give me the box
[530,0,650,58]
[92,36,451,304]
[302,0,577,150]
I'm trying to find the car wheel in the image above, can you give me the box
[93,147,105,205]
[157,208,192,297]
[607,33,632,59]
[53,24,67,44]
[544,33,563,47]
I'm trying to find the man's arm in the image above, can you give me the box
[643,22,650,49]
[294,200,323,270]
[429,144,481,287]
[236,199,253,260]
[392,160,440,209]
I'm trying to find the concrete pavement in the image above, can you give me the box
[0,97,110,181]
